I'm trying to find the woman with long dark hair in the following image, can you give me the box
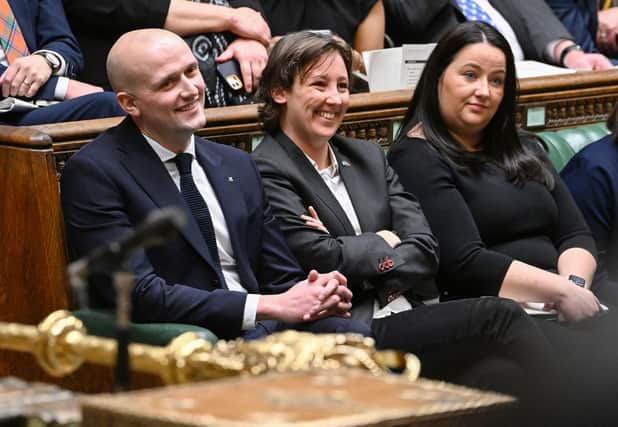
[388,22,618,423]
[389,21,607,320]
[252,29,618,425]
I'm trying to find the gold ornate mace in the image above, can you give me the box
[0,310,420,385]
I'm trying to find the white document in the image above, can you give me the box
[0,97,39,113]
[522,301,608,319]
[401,44,436,88]
[363,47,403,92]
[363,44,436,92]
[515,60,576,79]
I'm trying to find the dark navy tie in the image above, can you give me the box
[173,153,221,267]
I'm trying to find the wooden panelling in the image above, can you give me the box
[0,145,69,323]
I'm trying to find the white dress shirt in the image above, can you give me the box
[471,0,525,61]
[305,145,413,318]
[144,134,260,330]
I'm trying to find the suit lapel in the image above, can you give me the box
[116,118,215,269]
[272,131,356,235]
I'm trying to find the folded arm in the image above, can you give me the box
[255,142,438,300]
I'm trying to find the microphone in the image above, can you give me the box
[67,207,186,393]
[68,206,187,280]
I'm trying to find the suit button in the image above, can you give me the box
[213,279,220,286]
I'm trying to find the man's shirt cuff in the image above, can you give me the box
[54,77,69,100]
[242,294,260,330]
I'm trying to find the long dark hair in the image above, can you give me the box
[396,21,553,189]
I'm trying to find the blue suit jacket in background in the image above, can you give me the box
[1,0,83,100]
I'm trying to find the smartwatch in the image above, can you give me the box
[34,52,61,73]
[559,44,583,67]
[568,274,586,288]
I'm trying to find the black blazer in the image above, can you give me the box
[253,131,440,312]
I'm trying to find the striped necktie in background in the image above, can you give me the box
[455,0,497,28]
[0,0,29,63]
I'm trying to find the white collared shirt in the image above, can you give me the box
[144,134,259,330]
[304,146,362,236]
[305,144,412,318]
[470,0,525,61]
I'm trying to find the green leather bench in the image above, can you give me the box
[72,309,217,347]
[536,123,611,172]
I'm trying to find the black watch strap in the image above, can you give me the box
[559,44,583,67]
[568,274,586,287]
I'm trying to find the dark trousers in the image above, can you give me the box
[534,311,618,426]
[372,297,554,387]
[242,316,372,340]
[371,297,575,426]
[1,92,125,125]
[371,296,618,426]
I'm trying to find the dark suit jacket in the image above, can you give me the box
[545,0,614,59]
[561,134,618,284]
[384,0,572,62]
[61,117,303,339]
[252,131,439,315]
[2,0,83,100]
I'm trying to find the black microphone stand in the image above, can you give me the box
[66,207,187,392]
[113,265,134,392]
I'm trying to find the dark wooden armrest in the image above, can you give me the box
[0,124,52,149]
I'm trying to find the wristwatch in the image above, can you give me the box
[559,44,583,67]
[34,52,61,73]
[568,274,586,287]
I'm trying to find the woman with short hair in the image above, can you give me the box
[252,30,587,424]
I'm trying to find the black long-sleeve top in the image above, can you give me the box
[388,136,596,299]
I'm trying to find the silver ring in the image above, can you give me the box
[23,80,31,85]
[601,32,608,39]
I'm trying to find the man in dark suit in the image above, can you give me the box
[383,0,612,69]
[60,28,370,340]
[0,0,124,125]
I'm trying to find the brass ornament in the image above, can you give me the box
[0,311,420,384]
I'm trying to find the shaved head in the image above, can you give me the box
[105,28,206,150]
[107,29,189,93]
